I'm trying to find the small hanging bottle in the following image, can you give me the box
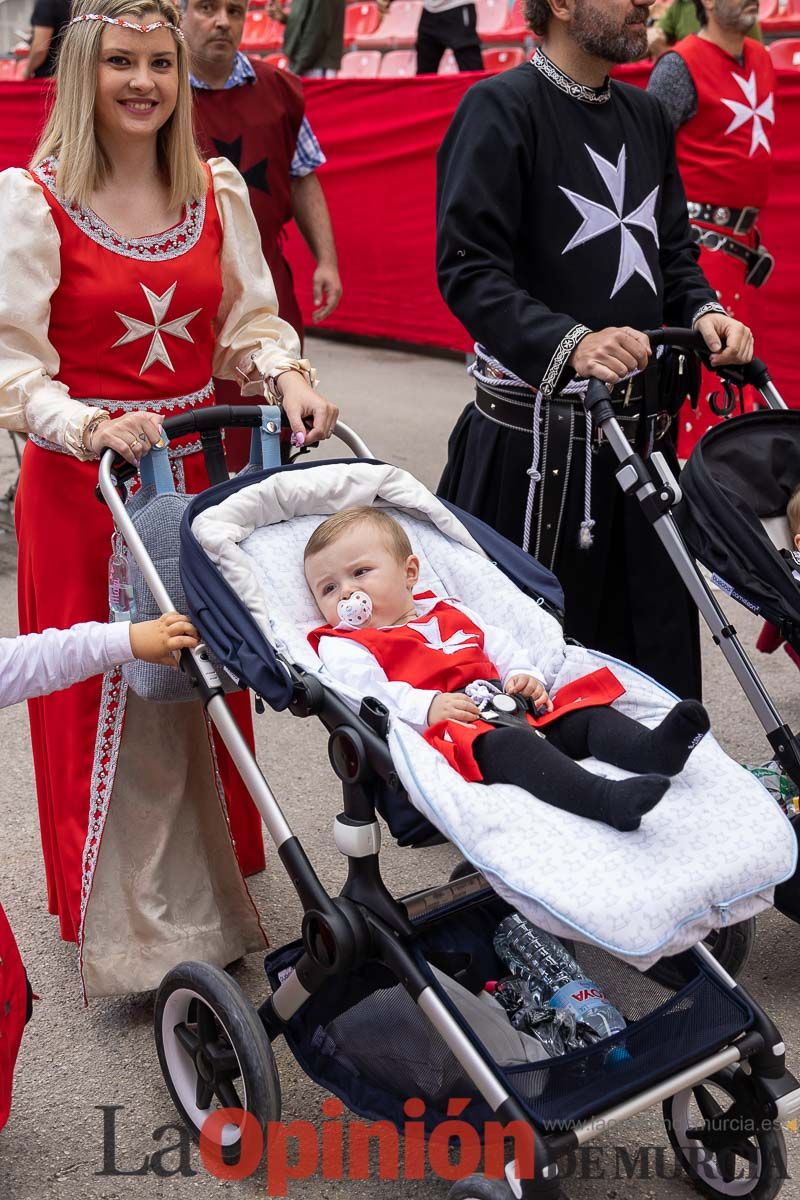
[108,533,136,622]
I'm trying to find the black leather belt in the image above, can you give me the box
[690,224,775,289]
[687,201,759,235]
[474,377,648,438]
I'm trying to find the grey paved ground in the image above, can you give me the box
[2,337,800,1200]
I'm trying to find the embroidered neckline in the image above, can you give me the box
[33,157,206,261]
[530,47,611,104]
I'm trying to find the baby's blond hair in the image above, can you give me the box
[304,506,412,564]
[787,485,800,539]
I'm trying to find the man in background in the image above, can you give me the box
[268,0,345,76]
[416,0,484,73]
[182,0,342,467]
[649,0,774,452]
[648,0,761,59]
[22,0,70,77]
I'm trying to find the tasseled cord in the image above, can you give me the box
[470,343,596,554]
[579,409,595,550]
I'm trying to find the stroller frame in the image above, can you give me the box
[99,400,800,1199]
[593,329,800,790]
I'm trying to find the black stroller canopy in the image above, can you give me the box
[678,410,800,643]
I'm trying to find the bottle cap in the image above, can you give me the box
[606,1045,631,1065]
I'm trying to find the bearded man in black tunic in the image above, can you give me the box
[436,0,754,699]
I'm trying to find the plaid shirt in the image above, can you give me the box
[190,52,326,178]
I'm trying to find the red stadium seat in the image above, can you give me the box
[758,0,777,17]
[769,36,800,66]
[476,0,509,36]
[379,48,417,74]
[439,48,458,72]
[240,10,284,51]
[0,58,18,81]
[338,49,382,75]
[265,52,290,68]
[481,0,529,43]
[345,2,381,45]
[761,0,800,30]
[482,45,526,71]
[359,0,423,48]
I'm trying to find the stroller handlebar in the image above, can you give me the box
[100,408,375,495]
[643,327,771,391]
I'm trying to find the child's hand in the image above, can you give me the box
[505,674,553,712]
[428,692,481,726]
[129,613,200,667]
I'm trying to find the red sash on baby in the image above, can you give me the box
[308,596,625,782]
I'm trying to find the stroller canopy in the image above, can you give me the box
[678,410,800,642]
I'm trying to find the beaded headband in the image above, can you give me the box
[68,13,185,39]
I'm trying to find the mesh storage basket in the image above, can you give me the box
[265,891,753,1133]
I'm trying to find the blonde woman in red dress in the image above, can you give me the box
[0,0,337,999]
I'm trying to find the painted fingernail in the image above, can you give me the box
[291,431,306,447]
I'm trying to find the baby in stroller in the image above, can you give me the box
[304,506,711,833]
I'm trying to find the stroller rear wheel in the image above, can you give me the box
[154,961,280,1165]
[650,918,756,990]
[663,1066,787,1199]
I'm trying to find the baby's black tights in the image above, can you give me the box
[473,700,710,832]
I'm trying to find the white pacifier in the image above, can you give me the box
[337,590,373,628]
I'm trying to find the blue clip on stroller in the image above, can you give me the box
[98,359,800,1200]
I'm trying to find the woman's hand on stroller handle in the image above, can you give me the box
[277,371,339,445]
[86,411,163,466]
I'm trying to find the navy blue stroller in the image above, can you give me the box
[98,353,800,1200]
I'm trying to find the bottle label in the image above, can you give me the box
[548,978,609,1017]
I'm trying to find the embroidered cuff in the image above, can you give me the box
[237,353,318,399]
[539,324,592,396]
[65,409,110,461]
[691,302,727,325]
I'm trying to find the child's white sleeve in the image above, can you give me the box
[0,622,134,709]
[454,602,546,687]
[317,637,438,731]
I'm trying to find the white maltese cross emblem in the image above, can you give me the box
[113,282,201,374]
[408,617,481,654]
[721,71,774,158]
[560,144,660,299]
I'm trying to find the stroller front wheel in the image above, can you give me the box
[663,1066,787,1199]
[154,960,281,1167]
[446,1175,516,1199]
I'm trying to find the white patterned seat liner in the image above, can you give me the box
[191,462,798,968]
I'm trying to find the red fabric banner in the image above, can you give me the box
[1,68,798,399]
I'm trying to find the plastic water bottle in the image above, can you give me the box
[493,914,627,1051]
[108,537,136,622]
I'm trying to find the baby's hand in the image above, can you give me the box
[505,674,553,712]
[129,612,200,667]
[428,692,481,726]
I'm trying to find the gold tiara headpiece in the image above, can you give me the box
[68,13,185,39]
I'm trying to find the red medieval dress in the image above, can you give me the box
[671,35,776,456]
[193,59,307,470]
[0,156,311,998]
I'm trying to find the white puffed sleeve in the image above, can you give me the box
[210,157,315,387]
[0,168,100,456]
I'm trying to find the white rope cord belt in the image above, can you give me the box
[469,343,663,555]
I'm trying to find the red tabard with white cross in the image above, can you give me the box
[309,598,500,694]
[309,598,624,782]
[672,35,775,209]
[32,158,223,413]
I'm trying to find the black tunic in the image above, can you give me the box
[436,51,720,699]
